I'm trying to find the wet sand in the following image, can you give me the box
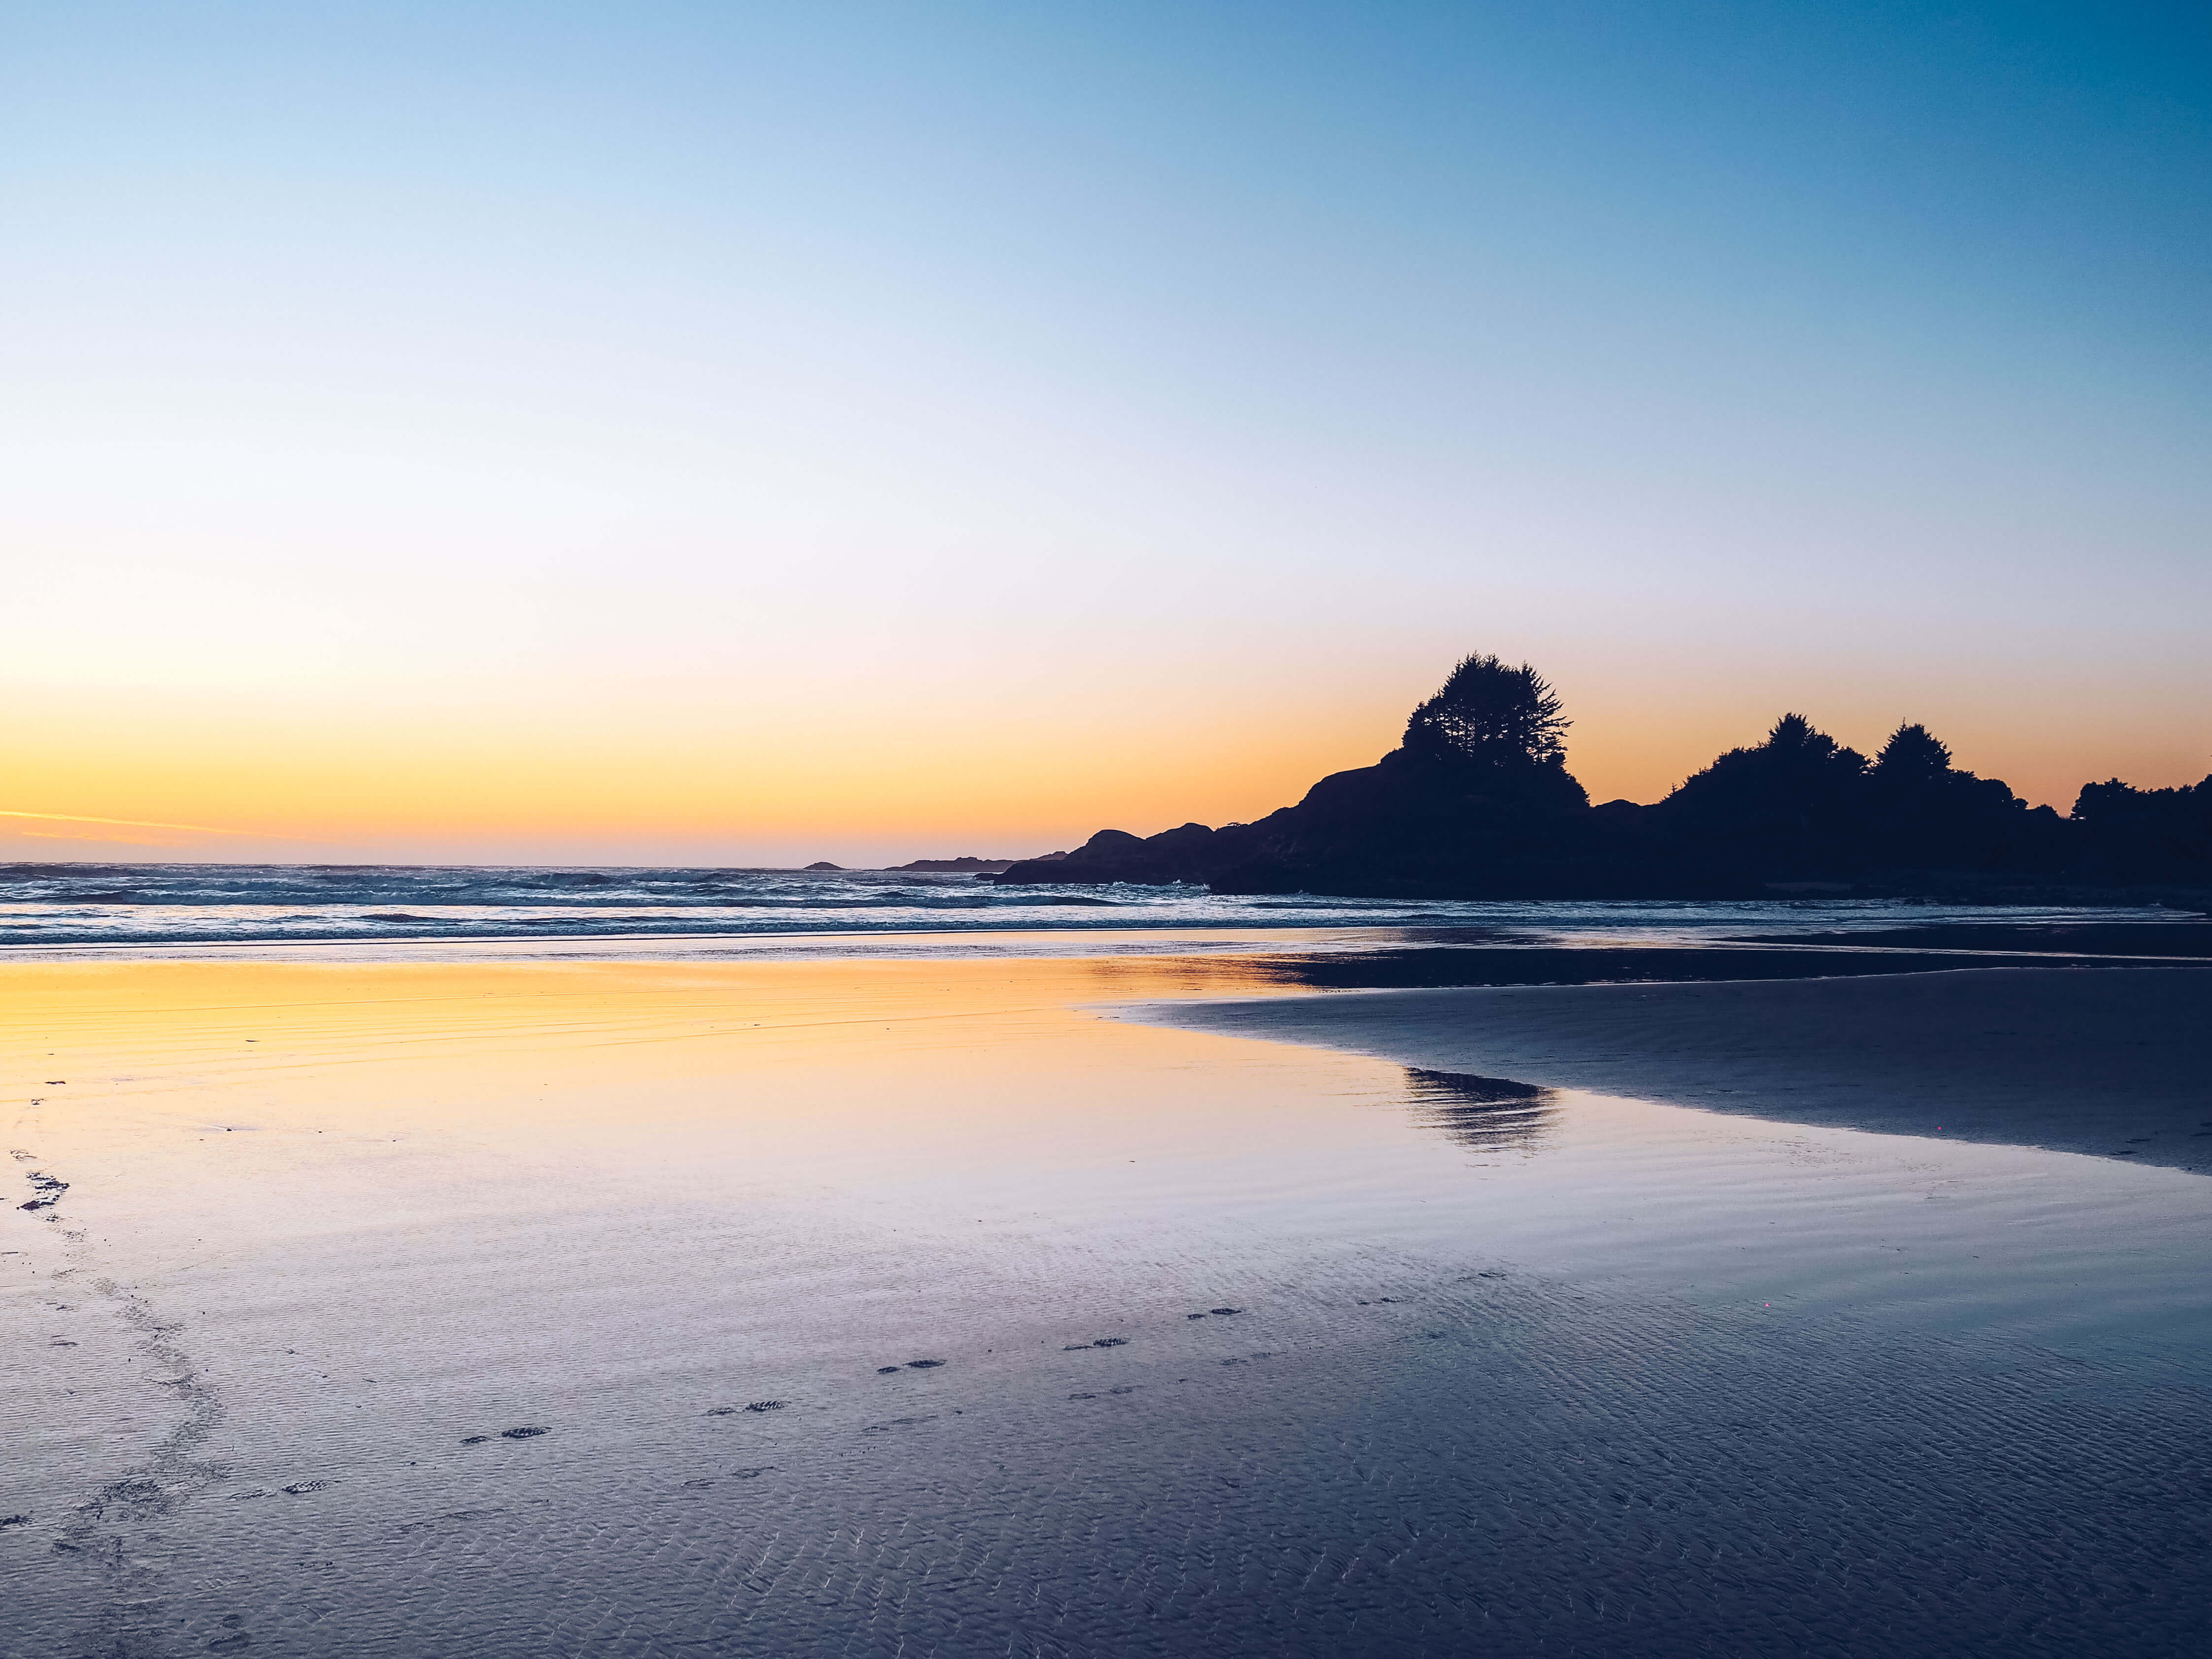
[1139,966,2212,1174]
[5,954,2211,1657]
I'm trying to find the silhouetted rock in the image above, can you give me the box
[804,862,844,871]
[893,856,1019,872]
[1200,739,1595,898]
[1001,656,1601,896]
[993,653,2208,901]
[996,825,1218,885]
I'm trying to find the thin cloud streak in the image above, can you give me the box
[17,828,186,847]
[0,808,331,843]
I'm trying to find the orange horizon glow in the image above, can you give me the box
[6,657,2204,867]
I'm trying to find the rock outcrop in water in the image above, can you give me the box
[992,654,2209,900]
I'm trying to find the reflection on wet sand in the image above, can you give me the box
[3,951,2210,1657]
[1402,1069,1559,1154]
[1149,965,2212,1174]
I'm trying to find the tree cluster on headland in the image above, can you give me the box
[991,654,2212,900]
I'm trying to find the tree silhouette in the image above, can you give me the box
[2072,773,2212,878]
[1401,654,1570,766]
[1655,713,1870,877]
[1668,714,1870,814]
[1872,722,1953,781]
[1864,721,2044,870]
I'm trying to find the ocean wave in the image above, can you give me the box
[0,861,2164,954]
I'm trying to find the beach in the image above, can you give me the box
[5,945,2211,1656]
[21,0,2210,1648]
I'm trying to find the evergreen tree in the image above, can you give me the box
[1872,722,1953,782]
[1657,713,1871,877]
[1400,654,1570,767]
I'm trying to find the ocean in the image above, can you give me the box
[0,861,2164,954]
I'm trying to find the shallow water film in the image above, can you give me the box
[4,951,2209,1657]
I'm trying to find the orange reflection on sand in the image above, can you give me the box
[0,955,1385,1262]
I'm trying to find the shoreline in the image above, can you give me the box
[1128,966,2212,1176]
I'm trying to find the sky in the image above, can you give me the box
[3,0,2207,866]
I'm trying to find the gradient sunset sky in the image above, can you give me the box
[6,1,2207,866]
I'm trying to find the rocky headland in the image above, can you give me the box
[991,654,2211,902]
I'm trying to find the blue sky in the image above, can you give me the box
[3,2,2206,860]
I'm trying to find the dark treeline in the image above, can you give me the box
[993,654,2212,899]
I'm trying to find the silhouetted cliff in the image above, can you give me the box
[992,655,2204,900]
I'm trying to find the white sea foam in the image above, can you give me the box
[0,861,2162,954]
